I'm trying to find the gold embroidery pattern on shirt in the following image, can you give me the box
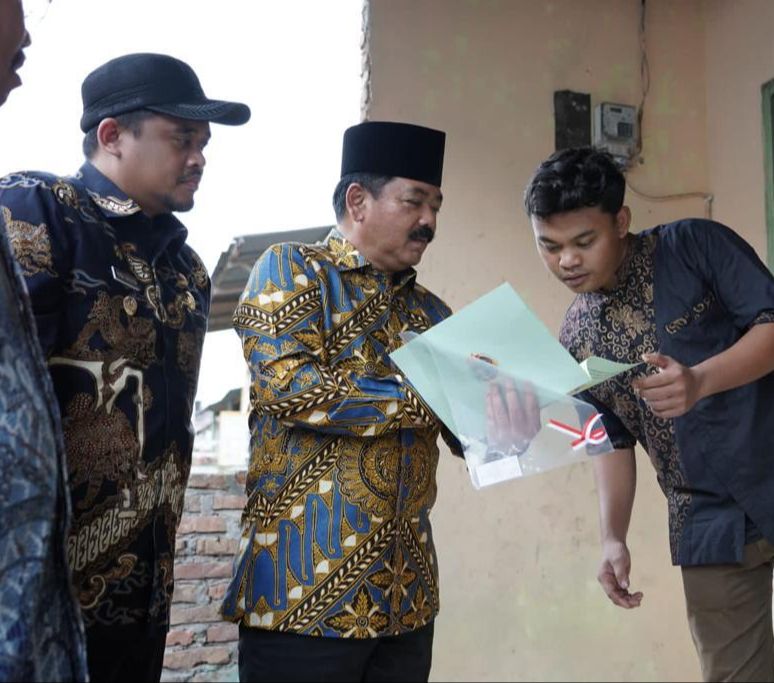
[346,271,379,294]
[371,310,413,353]
[163,291,196,329]
[118,244,182,325]
[63,391,140,512]
[77,554,136,610]
[52,180,80,210]
[119,243,153,283]
[306,235,365,271]
[665,292,716,335]
[67,446,187,611]
[176,328,205,407]
[271,520,396,633]
[398,517,438,607]
[177,328,205,381]
[393,299,433,337]
[64,291,157,366]
[323,584,389,638]
[1,206,56,276]
[335,435,437,519]
[143,385,154,412]
[246,438,339,525]
[251,432,290,477]
[234,289,322,336]
[189,249,209,289]
[366,544,417,618]
[291,318,327,362]
[400,385,436,427]
[326,292,391,359]
[259,370,344,424]
[144,283,166,323]
[89,192,142,216]
[400,584,433,631]
[51,291,157,516]
[335,340,392,379]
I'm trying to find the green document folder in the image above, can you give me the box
[390,282,641,433]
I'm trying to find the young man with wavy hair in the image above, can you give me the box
[524,146,774,682]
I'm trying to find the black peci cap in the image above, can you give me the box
[341,121,446,187]
[80,53,251,133]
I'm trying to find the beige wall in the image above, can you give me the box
[704,0,774,257]
[366,0,772,680]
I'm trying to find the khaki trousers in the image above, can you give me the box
[682,539,774,682]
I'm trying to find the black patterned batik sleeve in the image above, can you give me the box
[0,174,73,357]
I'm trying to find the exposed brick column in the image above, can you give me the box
[162,471,247,683]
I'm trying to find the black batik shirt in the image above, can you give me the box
[0,162,210,634]
[560,219,774,566]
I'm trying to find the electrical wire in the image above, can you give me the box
[626,181,714,219]
[628,0,713,219]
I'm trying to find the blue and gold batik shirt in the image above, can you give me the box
[561,220,774,566]
[222,229,453,637]
[0,163,210,635]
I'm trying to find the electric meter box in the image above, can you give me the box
[593,102,637,162]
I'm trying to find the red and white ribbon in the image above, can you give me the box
[547,413,607,450]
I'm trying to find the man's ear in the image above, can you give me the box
[615,206,632,237]
[96,119,124,158]
[345,183,368,223]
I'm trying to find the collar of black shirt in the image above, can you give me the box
[77,162,189,262]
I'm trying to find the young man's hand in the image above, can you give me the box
[632,352,704,418]
[598,540,644,609]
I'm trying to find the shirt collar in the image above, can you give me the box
[77,162,144,218]
[323,228,369,270]
[76,162,189,259]
[322,228,417,288]
[590,234,638,302]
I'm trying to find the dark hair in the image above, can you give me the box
[332,173,393,222]
[523,147,626,219]
[81,109,156,159]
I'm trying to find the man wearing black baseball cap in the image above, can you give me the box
[0,52,249,683]
[223,121,462,682]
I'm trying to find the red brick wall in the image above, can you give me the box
[162,471,247,682]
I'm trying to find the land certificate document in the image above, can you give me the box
[390,283,640,488]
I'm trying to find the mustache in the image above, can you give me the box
[408,225,435,243]
[178,171,203,183]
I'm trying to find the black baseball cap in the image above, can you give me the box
[341,121,446,187]
[80,53,251,133]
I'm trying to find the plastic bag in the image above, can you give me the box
[397,333,614,489]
